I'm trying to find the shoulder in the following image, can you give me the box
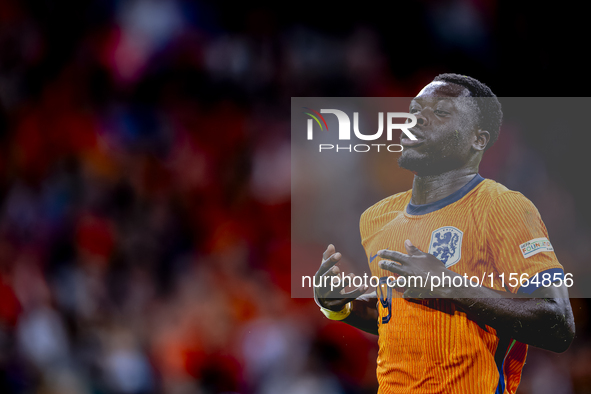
[360,190,411,242]
[474,178,511,202]
[360,189,411,223]
[477,179,542,228]
[475,178,536,210]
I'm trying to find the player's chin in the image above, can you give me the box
[398,151,430,173]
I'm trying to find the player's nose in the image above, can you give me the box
[413,111,429,127]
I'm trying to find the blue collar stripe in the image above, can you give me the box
[406,174,485,215]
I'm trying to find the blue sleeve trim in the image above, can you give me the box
[517,268,564,294]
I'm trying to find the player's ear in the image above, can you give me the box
[472,129,490,151]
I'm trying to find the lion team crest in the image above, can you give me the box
[428,226,463,268]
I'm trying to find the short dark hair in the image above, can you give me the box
[433,73,502,150]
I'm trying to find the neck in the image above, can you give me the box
[411,167,478,205]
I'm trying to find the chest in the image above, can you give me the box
[365,208,490,278]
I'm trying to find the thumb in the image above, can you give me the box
[404,239,423,256]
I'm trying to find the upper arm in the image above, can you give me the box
[485,192,564,294]
[530,281,570,299]
[484,192,575,347]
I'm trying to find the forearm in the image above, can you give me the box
[377,243,575,352]
[342,291,379,335]
[441,284,574,352]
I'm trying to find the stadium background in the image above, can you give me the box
[0,1,589,393]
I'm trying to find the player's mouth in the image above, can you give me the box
[401,128,425,147]
[400,136,425,147]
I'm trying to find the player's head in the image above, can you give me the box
[398,73,502,176]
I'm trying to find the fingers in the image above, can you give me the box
[325,265,340,277]
[377,249,410,265]
[317,270,368,302]
[323,244,335,261]
[379,259,406,275]
[325,273,360,294]
[317,249,342,277]
[339,284,369,303]
[331,272,354,293]
[404,240,423,256]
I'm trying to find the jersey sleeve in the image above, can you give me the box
[484,191,563,294]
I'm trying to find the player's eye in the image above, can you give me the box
[435,110,449,116]
[410,108,419,114]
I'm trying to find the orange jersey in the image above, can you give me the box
[360,175,564,394]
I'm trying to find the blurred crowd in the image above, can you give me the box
[0,0,589,393]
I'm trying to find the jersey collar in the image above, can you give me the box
[406,174,485,215]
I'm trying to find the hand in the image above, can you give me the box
[378,240,452,298]
[314,244,368,311]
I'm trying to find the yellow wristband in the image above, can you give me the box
[319,302,352,320]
